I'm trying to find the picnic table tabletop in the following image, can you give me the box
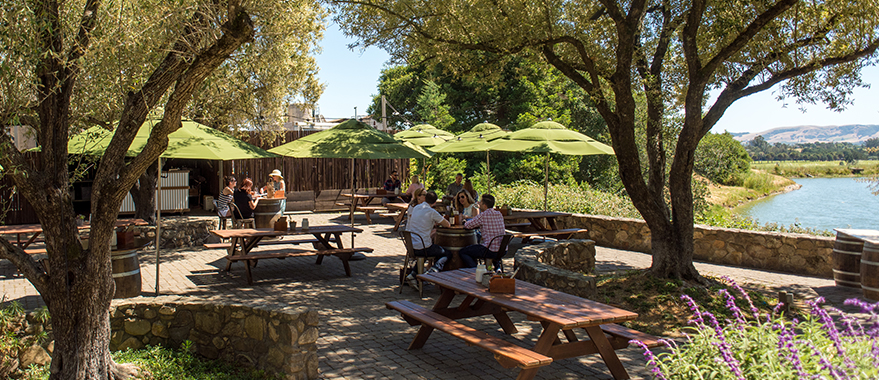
[0,218,148,248]
[418,268,636,329]
[503,210,571,220]
[210,224,361,239]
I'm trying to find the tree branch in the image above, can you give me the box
[0,240,48,294]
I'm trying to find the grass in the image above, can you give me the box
[752,160,879,177]
[492,180,640,218]
[594,270,791,337]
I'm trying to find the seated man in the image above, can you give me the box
[405,189,450,288]
[443,173,464,204]
[381,170,404,205]
[431,194,505,271]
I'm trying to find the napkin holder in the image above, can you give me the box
[488,275,515,294]
[274,216,288,231]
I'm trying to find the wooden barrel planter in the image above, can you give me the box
[832,231,864,288]
[112,249,141,299]
[435,228,477,270]
[861,241,879,301]
[253,198,284,229]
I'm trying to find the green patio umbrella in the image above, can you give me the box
[393,124,454,148]
[269,119,431,245]
[485,120,614,210]
[68,119,278,294]
[430,122,508,191]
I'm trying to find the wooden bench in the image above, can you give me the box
[599,323,665,349]
[225,247,374,284]
[203,238,325,250]
[386,300,553,371]
[504,222,531,231]
[513,228,589,244]
[24,248,47,255]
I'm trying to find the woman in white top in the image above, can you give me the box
[455,189,479,218]
[216,176,236,217]
[266,169,286,195]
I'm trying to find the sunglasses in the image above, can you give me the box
[458,195,466,199]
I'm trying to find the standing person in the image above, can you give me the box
[233,178,258,219]
[455,189,480,219]
[463,179,479,202]
[445,173,464,201]
[404,190,450,289]
[216,176,236,218]
[381,170,404,205]
[403,175,424,203]
[430,194,505,271]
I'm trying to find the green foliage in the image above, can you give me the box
[20,342,280,380]
[637,290,879,379]
[415,81,455,130]
[695,132,751,185]
[753,160,879,178]
[492,181,640,218]
[747,139,869,162]
[415,155,466,194]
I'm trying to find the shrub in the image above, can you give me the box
[634,277,879,379]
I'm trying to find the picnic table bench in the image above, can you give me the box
[511,228,589,243]
[503,211,588,243]
[388,268,664,380]
[210,225,369,284]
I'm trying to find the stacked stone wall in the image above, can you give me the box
[551,213,834,278]
[514,240,597,298]
[109,297,318,380]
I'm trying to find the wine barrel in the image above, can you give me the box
[435,228,477,270]
[253,198,284,229]
[861,241,879,300]
[832,231,864,288]
[112,249,141,299]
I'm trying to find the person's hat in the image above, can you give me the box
[269,169,283,178]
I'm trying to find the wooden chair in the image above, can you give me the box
[482,234,514,273]
[213,199,230,230]
[399,230,433,298]
[230,203,255,229]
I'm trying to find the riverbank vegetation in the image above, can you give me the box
[752,160,879,177]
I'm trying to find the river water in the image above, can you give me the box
[734,177,879,232]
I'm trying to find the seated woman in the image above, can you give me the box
[402,175,424,203]
[216,176,236,217]
[233,178,258,219]
[463,179,479,202]
[455,189,479,219]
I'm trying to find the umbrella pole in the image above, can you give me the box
[544,153,549,211]
[155,157,162,295]
[350,158,355,248]
[486,151,491,194]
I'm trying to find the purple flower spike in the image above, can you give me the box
[722,275,760,320]
[719,289,747,327]
[681,294,704,325]
[631,339,668,380]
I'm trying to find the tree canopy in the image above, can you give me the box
[0,0,324,378]
[332,0,879,280]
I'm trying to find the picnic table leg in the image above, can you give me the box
[393,211,406,231]
[514,322,562,380]
[546,217,559,230]
[494,312,518,335]
[334,252,353,276]
[224,237,241,271]
[314,233,343,265]
[582,325,631,380]
[348,197,359,222]
[22,232,41,249]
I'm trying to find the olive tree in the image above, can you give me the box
[331,0,879,281]
[0,0,323,378]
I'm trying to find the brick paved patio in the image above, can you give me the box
[0,212,865,379]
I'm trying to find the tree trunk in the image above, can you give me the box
[130,162,158,224]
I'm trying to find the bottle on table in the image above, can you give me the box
[475,264,487,282]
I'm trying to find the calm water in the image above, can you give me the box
[734,177,879,232]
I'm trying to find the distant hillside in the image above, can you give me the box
[734,125,879,144]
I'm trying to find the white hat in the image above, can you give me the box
[269,169,283,178]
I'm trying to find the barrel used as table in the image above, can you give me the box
[832,231,864,288]
[861,241,879,300]
[435,227,477,270]
[253,198,284,229]
[112,249,141,299]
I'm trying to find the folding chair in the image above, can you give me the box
[230,203,255,229]
[213,200,230,230]
[482,234,514,273]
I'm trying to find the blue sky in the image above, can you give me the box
[315,24,879,134]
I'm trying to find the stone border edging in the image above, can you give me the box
[109,296,318,379]
[513,239,597,299]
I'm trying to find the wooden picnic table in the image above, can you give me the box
[388,268,661,380]
[0,218,148,249]
[340,192,397,224]
[503,211,587,243]
[209,225,373,285]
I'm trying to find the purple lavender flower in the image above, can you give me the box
[776,322,808,379]
[722,275,760,320]
[681,294,704,325]
[719,289,746,326]
[631,339,667,380]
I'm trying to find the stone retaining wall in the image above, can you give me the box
[133,219,217,249]
[551,213,834,278]
[110,297,319,379]
[514,240,597,299]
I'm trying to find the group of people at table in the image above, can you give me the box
[215,169,286,220]
[396,172,504,290]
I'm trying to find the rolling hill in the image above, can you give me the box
[734,125,879,144]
